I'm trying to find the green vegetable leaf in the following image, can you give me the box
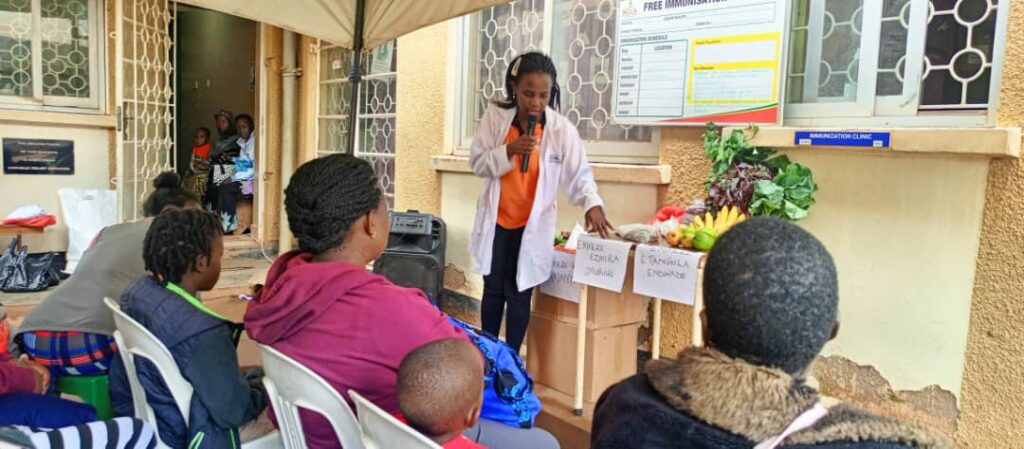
[784,200,809,221]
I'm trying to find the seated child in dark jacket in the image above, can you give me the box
[397,338,486,449]
[109,209,269,448]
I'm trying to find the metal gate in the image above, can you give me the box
[115,0,176,221]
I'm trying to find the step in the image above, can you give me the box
[534,384,595,449]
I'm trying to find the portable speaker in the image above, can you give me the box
[373,211,446,305]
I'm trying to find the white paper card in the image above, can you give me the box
[540,250,580,302]
[564,222,586,250]
[572,235,632,293]
[633,244,702,305]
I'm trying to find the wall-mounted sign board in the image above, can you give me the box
[3,138,75,175]
[613,0,788,126]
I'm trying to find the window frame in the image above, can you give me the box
[783,0,1010,128]
[0,0,105,112]
[449,6,661,165]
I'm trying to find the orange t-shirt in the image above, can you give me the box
[192,143,211,161]
[497,122,543,229]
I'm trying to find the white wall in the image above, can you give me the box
[0,123,111,252]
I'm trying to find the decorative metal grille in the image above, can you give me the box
[119,0,176,220]
[317,42,397,208]
[41,0,90,98]
[877,0,911,96]
[470,0,650,143]
[788,0,865,103]
[0,0,34,97]
[920,0,998,109]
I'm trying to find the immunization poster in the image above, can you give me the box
[614,0,788,125]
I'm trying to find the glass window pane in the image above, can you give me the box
[40,0,91,98]
[920,0,998,108]
[549,0,650,143]
[787,0,866,104]
[0,0,35,98]
[876,0,909,96]
[468,0,545,133]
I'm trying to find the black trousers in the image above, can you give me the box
[481,226,533,354]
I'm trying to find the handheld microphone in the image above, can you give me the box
[521,115,538,173]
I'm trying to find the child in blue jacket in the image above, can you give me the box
[109,209,270,448]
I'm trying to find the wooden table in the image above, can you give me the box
[0,225,43,235]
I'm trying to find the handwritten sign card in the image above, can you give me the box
[540,250,580,302]
[572,235,632,293]
[633,244,702,305]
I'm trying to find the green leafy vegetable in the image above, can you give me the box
[749,163,817,221]
[702,122,781,186]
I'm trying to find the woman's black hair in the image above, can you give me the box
[285,154,382,255]
[498,52,561,111]
[196,127,211,139]
[142,172,200,217]
[235,114,255,130]
[143,208,223,285]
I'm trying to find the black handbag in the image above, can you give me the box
[0,236,65,293]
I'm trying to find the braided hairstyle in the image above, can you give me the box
[285,154,382,255]
[142,172,200,217]
[499,52,561,111]
[143,209,223,285]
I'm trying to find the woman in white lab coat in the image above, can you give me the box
[469,52,613,354]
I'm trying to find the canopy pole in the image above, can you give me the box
[346,0,367,153]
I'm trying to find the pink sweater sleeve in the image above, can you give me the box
[0,358,37,394]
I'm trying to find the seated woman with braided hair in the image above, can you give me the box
[245,154,559,449]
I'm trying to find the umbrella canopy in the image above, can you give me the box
[176,0,506,48]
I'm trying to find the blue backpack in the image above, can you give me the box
[448,317,542,428]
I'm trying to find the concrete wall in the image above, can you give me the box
[0,123,111,252]
[956,2,1024,446]
[175,6,257,173]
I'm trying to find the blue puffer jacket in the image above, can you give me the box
[110,276,266,449]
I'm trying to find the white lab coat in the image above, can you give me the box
[469,104,604,292]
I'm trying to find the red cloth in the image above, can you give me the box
[2,215,56,228]
[244,251,469,449]
[0,352,36,395]
[394,413,487,449]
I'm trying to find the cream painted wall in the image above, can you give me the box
[0,123,111,252]
[440,171,660,298]
[788,150,989,398]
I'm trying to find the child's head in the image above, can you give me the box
[143,209,224,291]
[235,114,255,140]
[194,127,211,146]
[397,338,484,441]
[702,217,839,375]
[501,52,561,115]
[143,172,201,217]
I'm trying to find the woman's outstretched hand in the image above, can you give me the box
[585,206,613,239]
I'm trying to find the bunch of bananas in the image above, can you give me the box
[665,205,747,252]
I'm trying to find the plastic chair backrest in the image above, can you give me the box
[349,390,442,449]
[104,297,194,427]
[257,344,364,449]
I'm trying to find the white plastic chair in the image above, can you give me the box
[349,390,442,449]
[105,297,281,449]
[257,344,365,449]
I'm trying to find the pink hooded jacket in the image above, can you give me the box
[244,251,468,449]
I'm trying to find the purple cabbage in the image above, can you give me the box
[707,162,775,214]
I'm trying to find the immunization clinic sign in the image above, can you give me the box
[613,0,788,126]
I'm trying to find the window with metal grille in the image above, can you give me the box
[316,41,397,208]
[453,0,659,164]
[786,0,1008,127]
[0,0,103,111]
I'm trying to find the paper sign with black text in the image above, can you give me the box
[540,249,580,302]
[572,236,632,293]
[633,244,702,305]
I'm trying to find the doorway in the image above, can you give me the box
[175,5,258,234]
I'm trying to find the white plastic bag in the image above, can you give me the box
[58,189,117,273]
